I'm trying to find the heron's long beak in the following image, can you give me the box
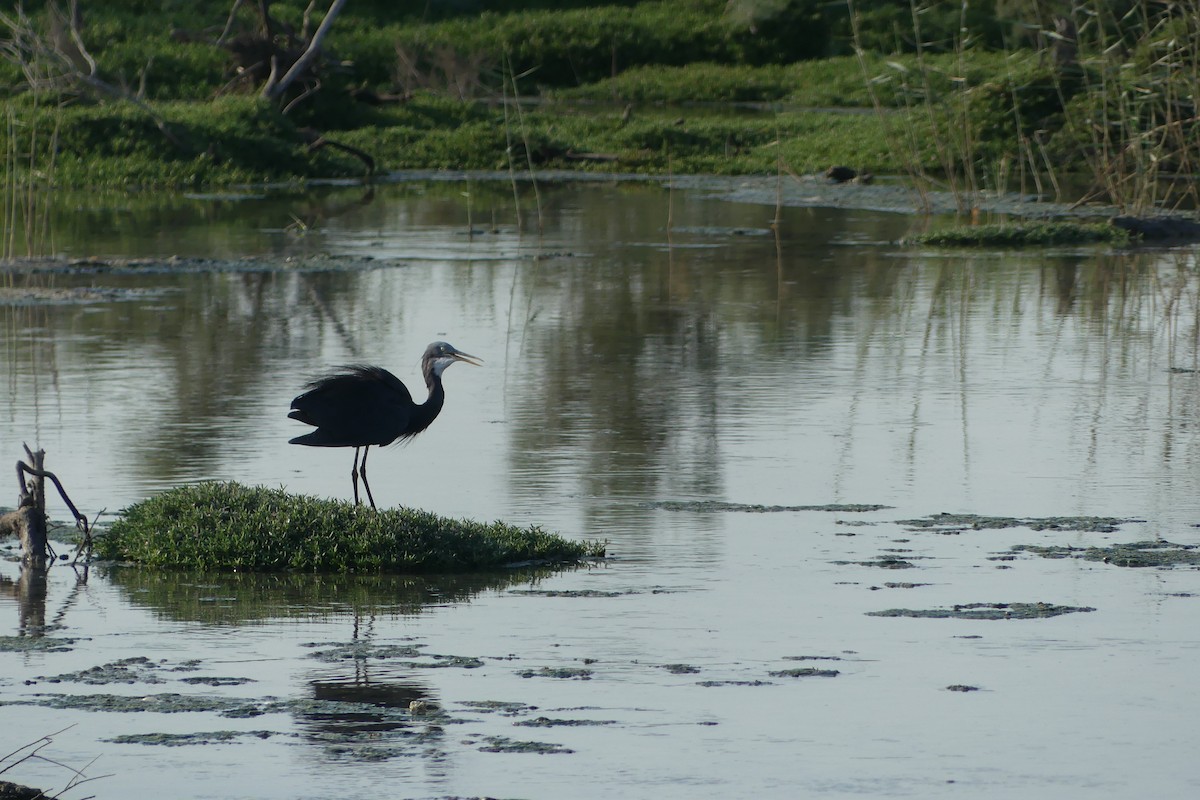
[452,350,483,367]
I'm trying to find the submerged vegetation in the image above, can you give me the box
[98,482,604,572]
[866,602,1097,620]
[903,222,1131,248]
[1012,540,1200,568]
[0,0,1196,215]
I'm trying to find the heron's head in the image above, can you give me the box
[423,341,482,379]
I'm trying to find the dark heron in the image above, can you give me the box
[288,341,481,508]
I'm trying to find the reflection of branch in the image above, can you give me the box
[303,279,359,357]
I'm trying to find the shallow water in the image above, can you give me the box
[2,177,1200,798]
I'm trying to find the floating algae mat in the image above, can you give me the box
[895,512,1139,534]
[866,602,1096,620]
[650,500,891,513]
[97,482,604,571]
[1011,540,1200,568]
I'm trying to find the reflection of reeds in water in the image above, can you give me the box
[871,250,1200,481]
[104,563,579,624]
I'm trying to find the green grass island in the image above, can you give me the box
[98,482,605,572]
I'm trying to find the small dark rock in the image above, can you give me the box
[826,165,858,183]
[0,781,44,800]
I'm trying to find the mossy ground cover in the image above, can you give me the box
[5,92,902,186]
[97,482,603,572]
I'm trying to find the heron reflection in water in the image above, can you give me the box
[288,341,481,508]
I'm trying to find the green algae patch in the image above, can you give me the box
[661,663,701,674]
[653,500,890,513]
[896,513,1139,534]
[1012,540,1200,568]
[478,736,574,754]
[517,667,594,680]
[460,701,535,716]
[3,692,272,716]
[696,679,773,687]
[304,642,427,662]
[867,602,1095,620]
[97,482,604,572]
[303,641,484,669]
[509,588,631,598]
[833,556,918,569]
[0,636,80,653]
[768,668,840,678]
[105,730,277,746]
[41,656,170,685]
[903,222,1130,248]
[514,717,616,728]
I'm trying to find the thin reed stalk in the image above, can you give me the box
[1062,0,1200,212]
[2,98,62,261]
[505,54,543,234]
[501,63,524,236]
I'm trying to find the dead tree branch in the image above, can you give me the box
[6,445,90,565]
[299,127,375,176]
[18,456,90,535]
[260,0,345,103]
[216,0,248,46]
[0,1,184,148]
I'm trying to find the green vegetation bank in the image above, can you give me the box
[2,1,1198,210]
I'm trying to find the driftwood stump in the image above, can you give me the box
[1,448,48,566]
[1,445,90,566]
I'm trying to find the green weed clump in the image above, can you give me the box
[0,97,366,187]
[98,482,604,572]
[387,0,831,95]
[549,62,798,104]
[903,221,1130,247]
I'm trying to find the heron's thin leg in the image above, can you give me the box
[360,445,377,510]
[351,447,361,506]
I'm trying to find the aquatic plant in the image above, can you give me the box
[902,221,1130,247]
[97,481,604,572]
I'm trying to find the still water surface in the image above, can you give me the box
[2,177,1200,798]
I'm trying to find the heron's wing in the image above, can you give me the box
[288,365,416,446]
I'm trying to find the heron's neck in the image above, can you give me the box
[410,372,445,435]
